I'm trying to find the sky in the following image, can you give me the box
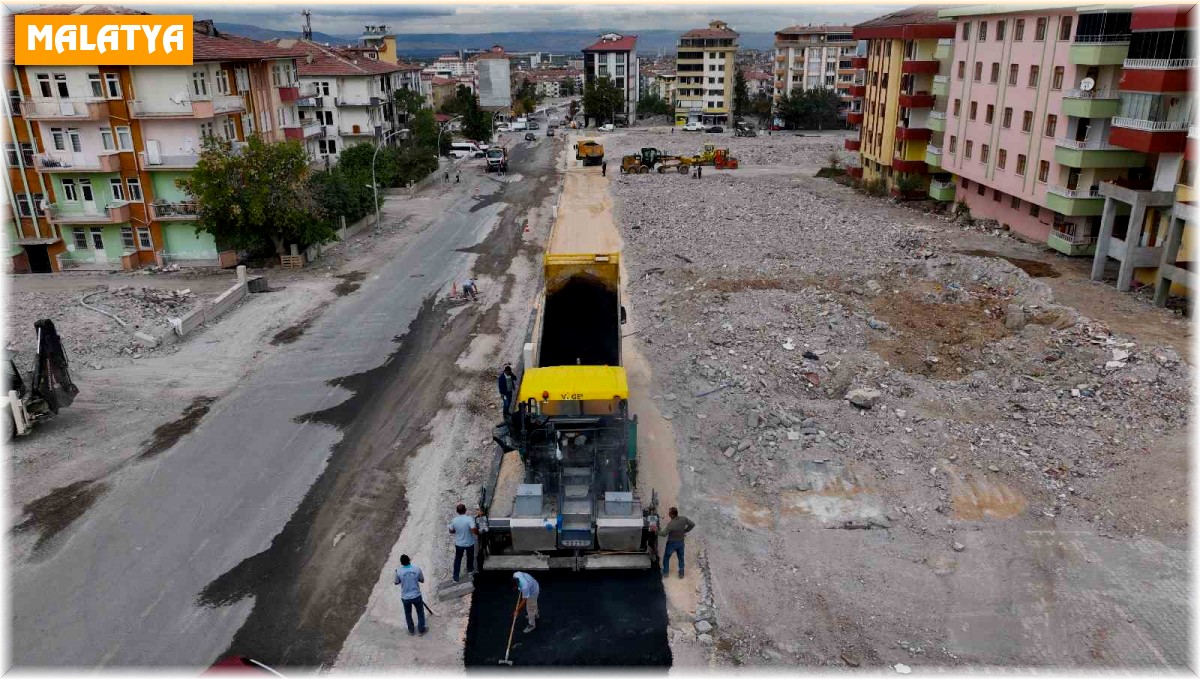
[5,2,894,36]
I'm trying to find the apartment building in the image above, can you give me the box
[675,21,739,126]
[649,72,677,105]
[743,70,773,98]
[516,70,584,99]
[772,25,857,105]
[360,25,398,64]
[850,8,956,192]
[3,7,300,272]
[1090,4,1195,303]
[582,33,639,123]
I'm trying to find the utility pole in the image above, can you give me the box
[300,10,312,41]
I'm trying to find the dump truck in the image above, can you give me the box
[480,251,661,571]
[574,139,604,166]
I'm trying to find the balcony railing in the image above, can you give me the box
[937,38,953,46]
[1122,58,1195,70]
[149,201,199,220]
[1045,185,1102,199]
[1050,223,1097,245]
[1191,126,1200,139]
[929,111,947,120]
[212,94,246,114]
[298,82,321,97]
[139,151,200,169]
[933,75,950,84]
[1054,137,1124,150]
[34,152,122,172]
[336,95,383,106]
[1112,117,1190,132]
[19,98,109,120]
[930,179,954,191]
[1074,33,1131,44]
[926,144,942,156]
[46,202,131,224]
[1063,88,1119,100]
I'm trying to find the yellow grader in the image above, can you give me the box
[619,144,739,174]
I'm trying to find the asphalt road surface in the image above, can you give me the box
[10,138,556,668]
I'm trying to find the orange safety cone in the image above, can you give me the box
[523,220,530,232]
[452,281,458,298]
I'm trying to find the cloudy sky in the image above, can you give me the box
[7,2,894,35]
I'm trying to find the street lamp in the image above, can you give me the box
[371,128,406,226]
[437,114,464,163]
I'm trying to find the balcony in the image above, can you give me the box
[849,84,866,97]
[847,111,864,125]
[212,95,246,114]
[129,95,242,119]
[296,96,323,108]
[844,138,861,151]
[46,202,131,225]
[928,179,955,201]
[924,144,942,168]
[34,152,122,173]
[1053,137,1146,168]
[892,158,927,173]
[336,95,383,107]
[139,151,200,170]
[339,124,383,137]
[1044,185,1105,216]
[1122,58,1195,70]
[1061,89,1121,118]
[149,201,200,221]
[298,82,321,97]
[1046,223,1098,257]
[1118,61,1192,92]
[850,56,867,69]
[895,125,931,141]
[901,59,940,75]
[56,250,126,272]
[927,110,946,133]
[932,75,949,97]
[1069,39,1129,66]
[1109,118,1189,154]
[899,93,935,108]
[934,38,953,60]
[278,85,300,102]
[19,98,109,121]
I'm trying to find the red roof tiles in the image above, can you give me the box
[271,39,404,76]
[583,34,637,52]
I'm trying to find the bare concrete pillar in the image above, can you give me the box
[236,264,247,286]
[1090,196,1119,281]
[1116,198,1148,292]
[1154,214,1185,307]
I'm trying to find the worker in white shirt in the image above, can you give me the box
[512,571,540,633]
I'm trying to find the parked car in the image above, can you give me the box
[599,123,615,132]
[682,122,705,132]
[546,128,556,137]
[528,121,540,130]
[524,132,537,141]
[705,125,724,133]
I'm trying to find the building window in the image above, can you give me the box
[100,127,115,150]
[957,60,965,79]
[993,189,1002,202]
[1016,154,1027,175]
[137,227,153,250]
[1002,107,1013,128]
[1059,16,1073,41]
[1008,64,1018,86]
[50,127,65,151]
[121,226,135,249]
[88,73,104,97]
[192,71,208,97]
[949,135,957,153]
[973,61,983,81]
[127,177,142,201]
[116,126,133,150]
[1010,195,1021,209]
[215,71,230,95]
[36,74,52,98]
[1028,65,1040,87]
[55,73,69,97]
[110,178,124,201]
[981,144,990,163]
[996,20,1006,41]
[1035,17,1047,41]
[319,139,337,155]
[222,116,237,140]
[72,228,88,249]
[1051,66,1064,90]
[962,22,971,41]
[990,63,999,83]
[1029,203,1040,217]
[969,101,977,120]
[1015,19,1026,40]
[965,140,973,158]
[21,143,34,165]
[1022,110,1033,132]
[104,73,121,98]
[953,98,961,116]
[1044,114,1058,137]
[986,104,994,123]
[1037,160,1050,182]
[4,144,17,166]
[61,178,78,201]
[15,195,31,216]
[976,182,986,196]
[998,149,1007,169]
[961,176,970,188]
[200,121,215,138]
[979,21,987,41]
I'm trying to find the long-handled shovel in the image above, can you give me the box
[498,595,521,666]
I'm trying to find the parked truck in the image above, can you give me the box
[485,146,509,172]
[574,139,604,166]
[480,251,660,571]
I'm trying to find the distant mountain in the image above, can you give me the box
[214,23,355,46]
[392,29,777,56]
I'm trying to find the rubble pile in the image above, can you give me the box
[607,130,856,170]
[612,169,1191,537]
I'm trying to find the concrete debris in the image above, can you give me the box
[698,633,715,646]
[952,542,966,552]
[867,317,890,331]
[894,663,912,674]
[847,388,881,409]
[435,579,474,601]
[694,620,713,634]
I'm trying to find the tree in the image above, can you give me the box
[392,88,425,126]
[178,136,332,255]
[411,107,449,157]
[582,76,624,126]
[750,92,773,127]
[559,77,577,96]
[337,141,399,188]
[733,70,750,121]
[512,79,541,116]
[775,87,843,130]
[637,93,672,116]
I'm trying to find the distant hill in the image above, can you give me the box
[214,23,355,46]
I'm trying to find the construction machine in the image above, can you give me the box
[691,143,740,169]
[575,139,604,166]
[619,147,671,174]
[734,120,758,137]
[4,319,78,441]
[480,251,661,572]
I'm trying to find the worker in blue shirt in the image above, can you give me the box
[512,571,540,633]
[394,554,427,635]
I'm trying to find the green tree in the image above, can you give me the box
[411,107,449,156]
[750,92,773,127]
[582,76,624,126]
[512,79,541,116]
[637,93,672,116]
[775,88,842,130]
[559,77,577,96]
[392,87,425,126]
[337,141,399,188]
[177,136,331,255]
[733,70,750,120]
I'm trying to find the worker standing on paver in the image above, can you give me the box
[444,170,450,183]
[455,171,461,183]
[696,165,703,180]
[658,507,696,578]
[602,159,607,177]
[394,554,428,635]
[448,503,479,581]
[497,365,516,419]
[512,571,540,633]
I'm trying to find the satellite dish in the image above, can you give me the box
[1080,77,1095,91]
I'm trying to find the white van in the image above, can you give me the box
[450,142,484,159]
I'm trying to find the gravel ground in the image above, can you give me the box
[610,159,1191,667]
[600,128,857,170]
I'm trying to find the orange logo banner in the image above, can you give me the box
[15,15,194,66]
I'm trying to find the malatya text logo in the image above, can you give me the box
[15,15,194,66]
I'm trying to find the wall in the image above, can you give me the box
[137,119,205,157]
[23,65,100,101]
[161,223,217,259]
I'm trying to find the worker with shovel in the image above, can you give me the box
[394,554,428,636]
[513,571,540,633]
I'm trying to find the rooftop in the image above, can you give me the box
[776,24,855,35]
[682,20,739,39]
[272,39,405,75]
[583,33,638,52]
[853,5,957,39]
